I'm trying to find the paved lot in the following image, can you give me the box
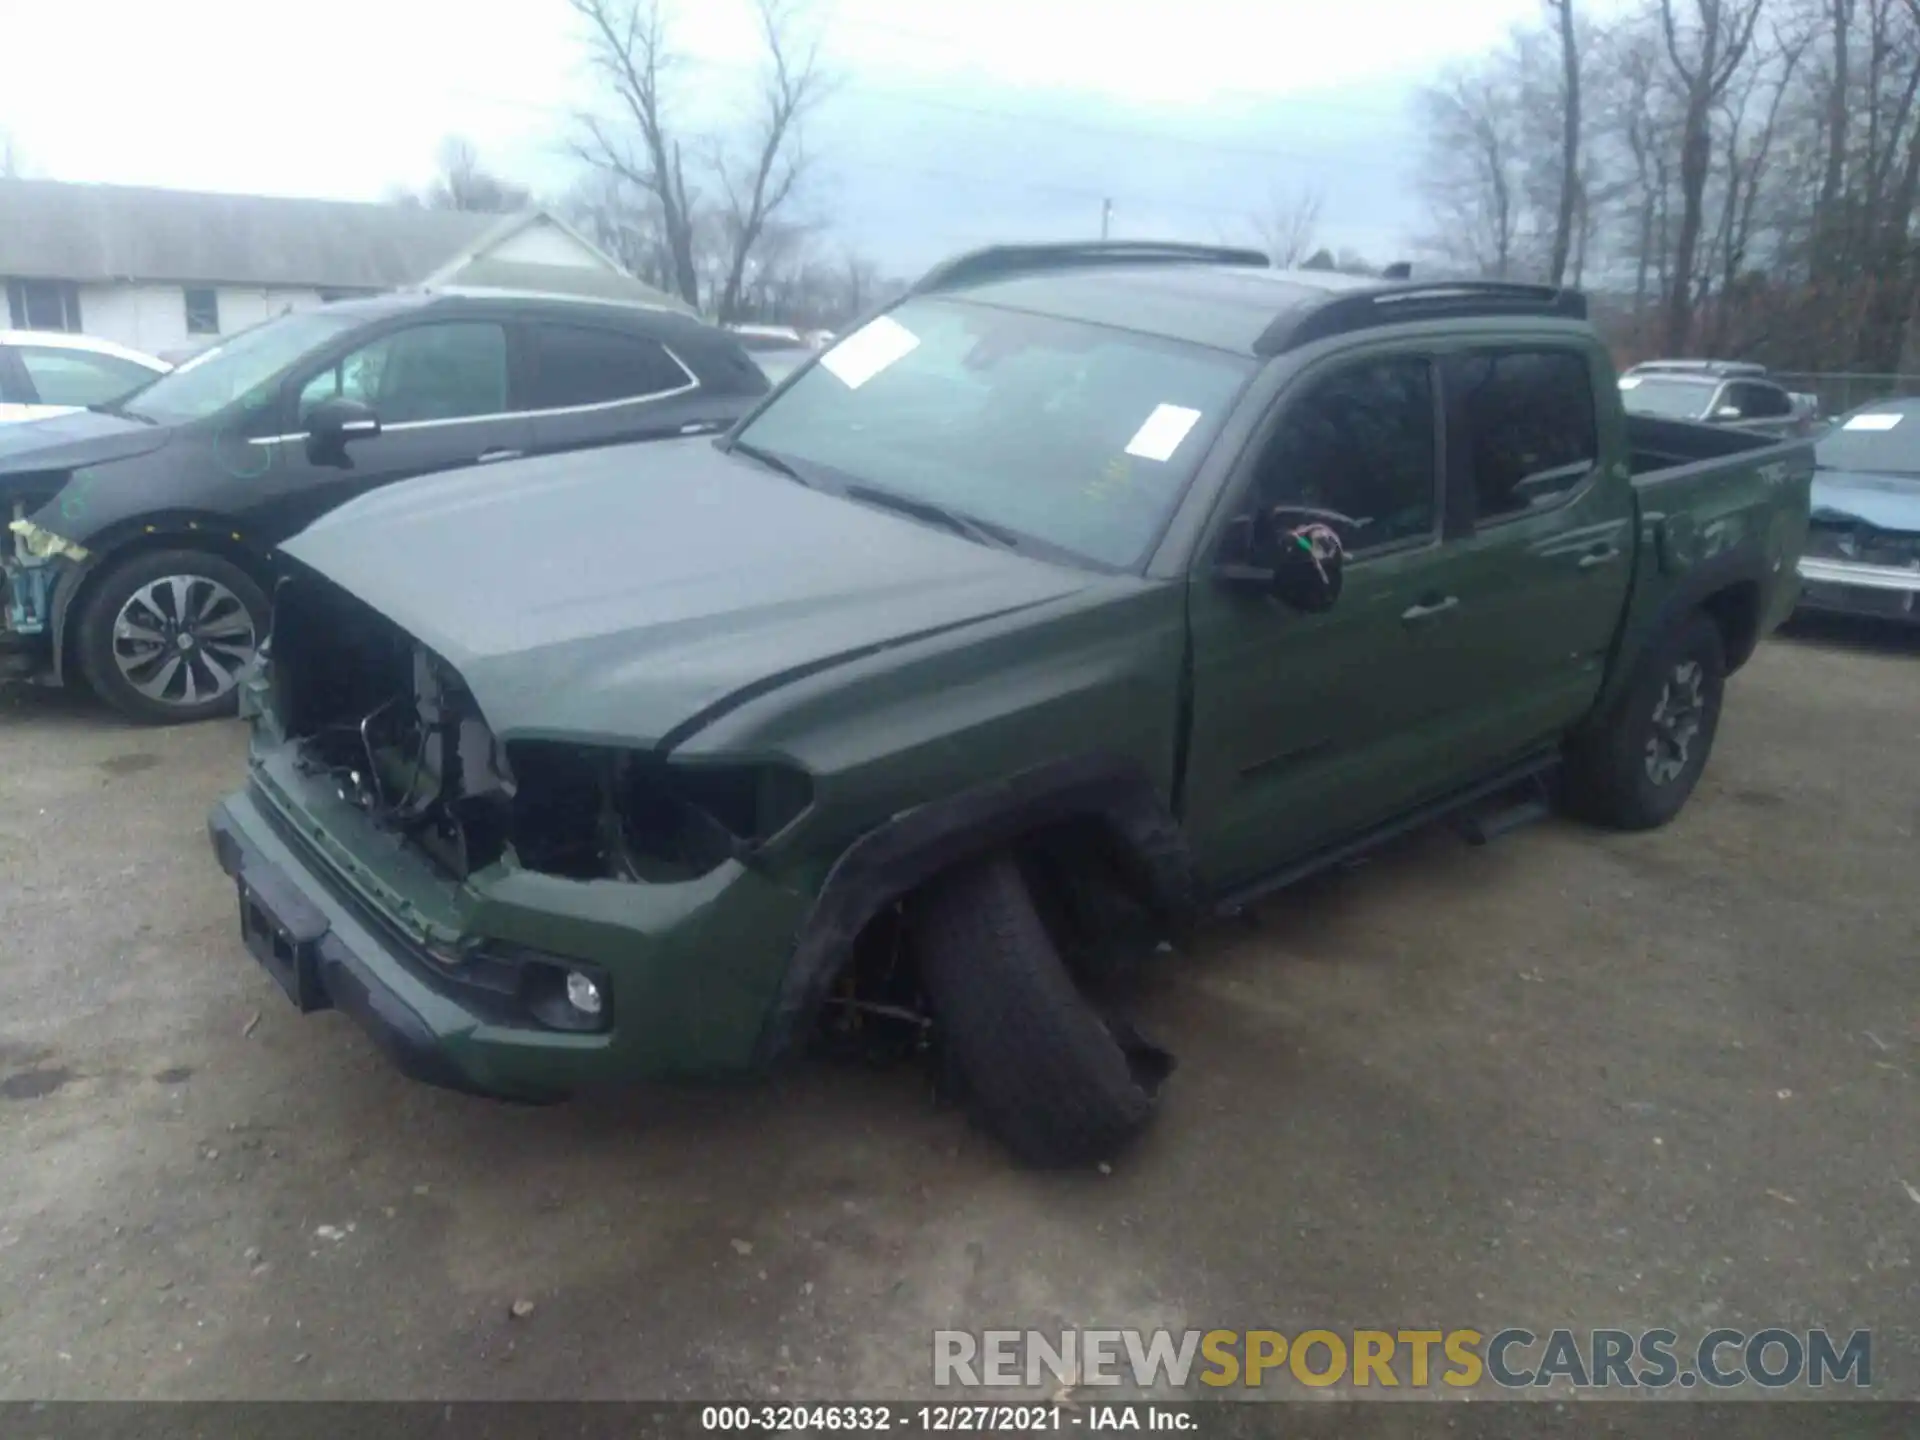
[1,620,1916,1403]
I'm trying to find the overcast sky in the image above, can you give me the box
[3,0,1548,275]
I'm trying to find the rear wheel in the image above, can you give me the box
[911,854,1172,1166]
[1566,612,1727,830]
[76,549,268,725]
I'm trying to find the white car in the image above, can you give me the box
[0,331,171,425]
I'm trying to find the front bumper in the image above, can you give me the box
[208,791,581,1101]
[1795,556,1920,622]
[207,760,817,1097]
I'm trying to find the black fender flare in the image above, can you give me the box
[753,752,1199,1066]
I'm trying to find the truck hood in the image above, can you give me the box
[1809,468,1920,533]
[281,438,1095,746]
[0,408,172,480]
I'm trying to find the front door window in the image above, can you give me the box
[298,322,509,426]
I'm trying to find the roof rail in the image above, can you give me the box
[914,241,1270,294]
[1258,281,1588,355]
[1620,358,1767,377]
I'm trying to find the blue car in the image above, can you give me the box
[1798,397,1920,624]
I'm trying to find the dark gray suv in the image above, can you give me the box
[1,292,769,723]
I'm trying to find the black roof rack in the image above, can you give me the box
[1258,281,1588,355]
[914,241,1271,294]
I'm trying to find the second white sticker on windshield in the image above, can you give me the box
[819,315,921,390]
[1125,404,1203,462]
[1843,412,1903,430]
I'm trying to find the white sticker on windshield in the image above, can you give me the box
[819,315,920,390]
[1125,404,1203,462]
[1617,376,1643,390]
[1844,412,1903,431]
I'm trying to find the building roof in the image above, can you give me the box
[0,178,505,289]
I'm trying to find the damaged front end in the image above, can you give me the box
[211,564,818,1097]
[264,568,814,889]
[2,491,86,680]
[1798,507,1920,622]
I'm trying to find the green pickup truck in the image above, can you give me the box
[207,244,1812,1165]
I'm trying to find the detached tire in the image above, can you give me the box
[76,549,269,726]
[1566,611,1727,831]
[912,854,1171,1166]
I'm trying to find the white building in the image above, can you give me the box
[0,178,683,357]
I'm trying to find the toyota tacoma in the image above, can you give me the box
[207,244,1813,1164]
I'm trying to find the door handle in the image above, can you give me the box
[1578,546,1622,569]
[476,448,524,464]
[1400,595,1459,623]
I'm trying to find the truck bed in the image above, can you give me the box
[1601,414,1814,699]
[1626,412,1788,478]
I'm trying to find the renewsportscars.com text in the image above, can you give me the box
[933,1327,1873,1392]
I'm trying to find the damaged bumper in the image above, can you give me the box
[206,746,814,1099]
[1,521,85,681]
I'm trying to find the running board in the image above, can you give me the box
[1453,774,1553,847]
[1214,750,1560,915]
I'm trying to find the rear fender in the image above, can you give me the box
[1588,539,1771,724]
[753,753,1198,1066]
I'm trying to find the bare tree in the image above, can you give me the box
[1248,187,1324,266]
[710,0,831,323]
[570,0,703,307]
[1547,0,1584,283]
[1658,0,1767,350]
[1417,66,1523,275]
[394,136,532,213]
[0,130,23,180]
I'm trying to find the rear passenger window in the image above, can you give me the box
[1454,351,1597,521]
[530,325,692,409]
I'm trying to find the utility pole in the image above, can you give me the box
[1100,198,1113,240]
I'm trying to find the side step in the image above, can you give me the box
[1454,775,1552,847]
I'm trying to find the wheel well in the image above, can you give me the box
[58,530,273,678]
[822,816,1167,1035]
[1699,581,1762,673]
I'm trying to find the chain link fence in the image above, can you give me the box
[1773,372,1920,418]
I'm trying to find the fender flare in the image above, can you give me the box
[753,752,1199,1066]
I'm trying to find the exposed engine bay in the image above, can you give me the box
[271,569,809,883]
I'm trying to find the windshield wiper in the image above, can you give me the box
[724,437,815,488]
[841,483,1020,551]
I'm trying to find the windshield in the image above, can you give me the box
[118,310,363,424]
[1618,375,1714,420]
[732,297,1252,567]
[1815,406,1920,476]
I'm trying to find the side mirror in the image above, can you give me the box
[1270,522,1344,613]
[305,398,381,464]
[1215,506,1346,613]
[1712,404,1743,421]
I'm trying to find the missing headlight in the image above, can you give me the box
[506,742,811,883]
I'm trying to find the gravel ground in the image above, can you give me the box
[1,618,1915,1405]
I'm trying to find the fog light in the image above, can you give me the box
[565,970,603,1016]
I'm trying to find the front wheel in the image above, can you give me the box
[1565,611,1727,830]
[911,854,1172,1166]
[75,549,268,725]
